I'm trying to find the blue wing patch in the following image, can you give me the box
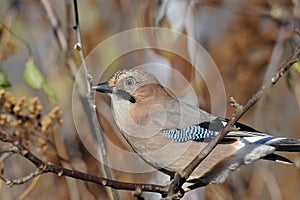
[162,125,218,142]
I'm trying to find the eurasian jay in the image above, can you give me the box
[92,68,300,186]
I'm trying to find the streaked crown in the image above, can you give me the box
[107,68,159,92]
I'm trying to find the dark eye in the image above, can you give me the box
[125,77,136,87]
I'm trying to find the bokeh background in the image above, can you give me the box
[0,0,300,199]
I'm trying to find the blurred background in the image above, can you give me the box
[0,0,300,199]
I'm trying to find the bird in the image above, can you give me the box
[92,68,300,186]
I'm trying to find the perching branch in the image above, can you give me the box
[166,42,300,198]
[0,130,168,195]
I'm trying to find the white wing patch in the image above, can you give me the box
[221,120,227,127]
[241,136,278,144]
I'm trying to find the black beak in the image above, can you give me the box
[91,82,113,93]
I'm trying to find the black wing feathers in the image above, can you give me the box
[198,117,259,133]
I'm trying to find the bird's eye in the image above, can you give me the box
[124,77,136,87]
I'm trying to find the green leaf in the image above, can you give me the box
[285,70,292,90]
[23,57,57,100]
[293,61,300,75]
[42,82,57,100]
[0,69,11,89]
[23,57,45,89]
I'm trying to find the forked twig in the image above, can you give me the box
[0,130,168,195]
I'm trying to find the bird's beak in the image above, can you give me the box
[91,82,113,93]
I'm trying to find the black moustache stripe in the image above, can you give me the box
[116,89,136,103]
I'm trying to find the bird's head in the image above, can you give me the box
[92,68,171,105]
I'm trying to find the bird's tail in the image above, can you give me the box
[264,137,300,152]
[263,153,293,164]
[261,137,300,164]
[243,135,300,164]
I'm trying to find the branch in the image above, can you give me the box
[0,130,168,195]
[70,0,122,199]
[40,0,119,198]
[72,0,92,92]
[1,169,42,186]
[166,43,300,198]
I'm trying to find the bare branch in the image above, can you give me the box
[166,43,300,199]
[0,130,168,195]
[1,169,42,186]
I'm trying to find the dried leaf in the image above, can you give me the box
[0,26,16,60]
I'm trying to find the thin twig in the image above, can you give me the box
[34,2,83,199]
[40,0,67,52]
[166,43,300,198]
[40,0,78,77]
[0,130,168,195]
[1,169,42,186]
[71,1,120,199]
[41,1,117,198]
[72,0,92,93]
